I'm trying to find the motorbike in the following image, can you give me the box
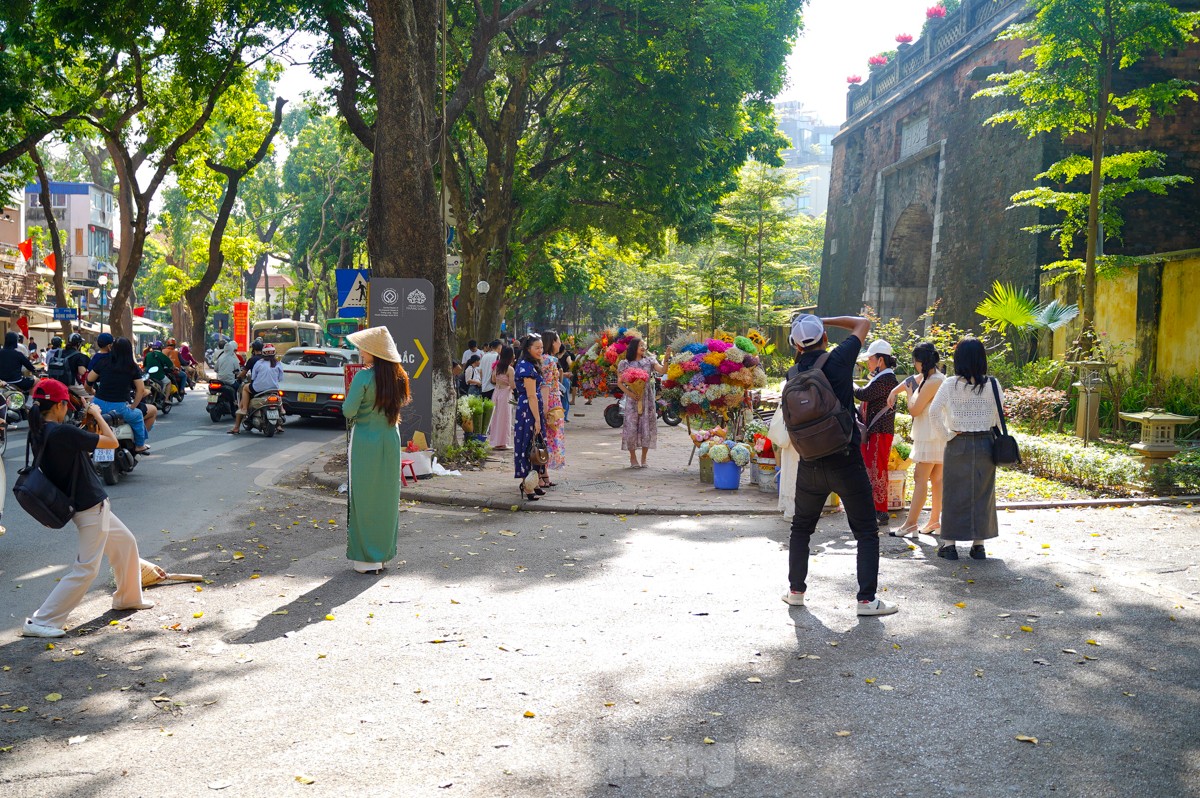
[1,382,29,424]
[206,379,237,423]
[144,366,175,416]
[88,411,142,486]
[239,389,284,436]
[603,377,682,429]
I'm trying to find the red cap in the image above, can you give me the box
[32,378,70,403]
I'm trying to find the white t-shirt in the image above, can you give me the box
[479,351,499,392]
[461,347,481,365]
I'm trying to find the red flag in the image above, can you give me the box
[17,238,33,262]
[44,252,56,272]
[133,306,146,317]
[16,316,28,337]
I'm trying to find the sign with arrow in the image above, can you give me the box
[368,278,435,444]
[335,269,370,318]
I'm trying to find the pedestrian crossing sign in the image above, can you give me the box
[336,269,369,318]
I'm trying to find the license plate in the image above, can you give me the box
[298,393,317,403]
[266,409,280,420]
[207,395,218,403]
[94,449,115,463]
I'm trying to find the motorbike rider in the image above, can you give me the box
[179,343,200,384]
[232,339,265,421]
[87,337,151,454]
[0,331,39,392]
[214,340,241,384]
[163,338,188,393]
[229,342,283,434]
[143,340,178,401]
[43,335,63,366]
[91,333,157,435]
[49,333,93,403]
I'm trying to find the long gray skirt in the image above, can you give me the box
[941,432,999,542]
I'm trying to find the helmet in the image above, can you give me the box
[251,339,264,352]
[151,340,163,350]
[68,333,83,347]
[167,338,177,347]
[262,344,277,356]
[50,336,63,348]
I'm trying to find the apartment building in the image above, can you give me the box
[24,181,117,281]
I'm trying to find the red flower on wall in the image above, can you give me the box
[926,5,947,18]
[896,33,914,43]
[847,75,863,84]
[868,54,889,67]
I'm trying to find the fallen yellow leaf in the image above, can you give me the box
[746,676,762,683]
[864,678,876,684]
[295,775,316,785]
[1086,639,1100,646]
[193,612,204,619]
[250,574,260,579]
[324,614,336,621]
[44,693,62,702]
[1015,735,1038,745]
[232,552,245,560]
[954,602,966,609]
[702,737,715,745]
[1020,626,1034,633]
[523,711,535,718]
[834,731,851,737]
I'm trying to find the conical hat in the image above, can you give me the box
[347,326,402,362]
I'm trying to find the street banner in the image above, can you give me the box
[233,300,250,354]
[368,278,434,445]
[335,269,369,318]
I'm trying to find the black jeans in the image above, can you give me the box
[482,389,494,401]
[789,446,880,602]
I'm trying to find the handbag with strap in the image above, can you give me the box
[989,378,1021,466]
[12,428,79,529]
[528,433,549,466]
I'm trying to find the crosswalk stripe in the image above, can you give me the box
[162,437,257,466]
[247,440,329,471]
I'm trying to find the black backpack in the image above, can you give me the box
[780,352,857,461]
[46,348,73,384]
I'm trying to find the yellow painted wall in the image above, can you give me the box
[1094,270,1139,369]
[1157,258,1200,378]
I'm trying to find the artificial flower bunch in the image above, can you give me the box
[457,395,474,431]
[621,366,650,413]
[888,440,913,471]
[603,329,643,365]
[661,336,769,419]
[576,328,616,398]
[752,434,774,459]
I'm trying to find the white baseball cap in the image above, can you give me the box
[789,314,825,348]
[860,339,894,360]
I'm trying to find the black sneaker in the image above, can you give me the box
[937,544,958,560]
[969,545,986,560]
[876,511,890,526]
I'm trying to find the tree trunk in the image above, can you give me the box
[1081,41,1113,350]
[367,0,455,450]
[30,147,73,339]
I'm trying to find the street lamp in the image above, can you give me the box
[98,274,109,336]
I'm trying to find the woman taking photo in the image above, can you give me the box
[853,340,899,525]
[928,337,1002,560]
[540,331,567,478]
[343,327,412,574]
[20,379,151,637]
[87,337,151,454]
[513,334,547,501]
[888,342,947,536]
[616,337,667,469]
[488,345,515,450]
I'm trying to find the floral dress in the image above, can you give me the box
[618,357,657,451]
[513,358,546,480]
[540,354,566,470]
[854,369,899,513]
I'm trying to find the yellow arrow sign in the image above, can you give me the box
[413,337,429,380]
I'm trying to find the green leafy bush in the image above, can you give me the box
[894,413,913,442]
[443,440,490,470]
[988,356,1068,390]
[1013,432,1144,495]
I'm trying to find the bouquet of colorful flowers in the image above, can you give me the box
[660,335,769,420]
[621,366,650,414]
[729,443,752,467]
[888,440,913,471]
[603,329,643,365]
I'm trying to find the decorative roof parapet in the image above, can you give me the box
[845,0,1026,123]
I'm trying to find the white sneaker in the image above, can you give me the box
[21,618,66,638]
[781,591,806,606]
[856,598,899,617]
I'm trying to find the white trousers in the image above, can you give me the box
[31,500,145,628]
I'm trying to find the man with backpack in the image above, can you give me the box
[46,333,91,402]
[779,314,898,617]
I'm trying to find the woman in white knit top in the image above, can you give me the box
[928,337,1003,560]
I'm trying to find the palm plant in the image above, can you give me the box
[975,281,1079,365]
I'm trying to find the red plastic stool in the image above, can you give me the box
[400,459,417,487]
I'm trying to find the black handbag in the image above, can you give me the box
[13,430,78,529]
[989,378,1021,466]
[528,433,549,466]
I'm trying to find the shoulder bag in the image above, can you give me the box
[528,433,549,466]
[989,378,1021,466]
[13,429,79,529]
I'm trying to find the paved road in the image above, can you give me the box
[0,390,345,626]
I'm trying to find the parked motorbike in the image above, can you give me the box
[239,390,284,437]
[88,412,141,486]
[144,366,174,416]
[1,382,29,424]
[603,378,681,429]
[207,379,237,423]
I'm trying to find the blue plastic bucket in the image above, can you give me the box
[712,461,741,490]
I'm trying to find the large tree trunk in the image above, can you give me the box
[30,148,73,339]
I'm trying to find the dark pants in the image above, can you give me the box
[482,389,494,401]
[789,446,880,602]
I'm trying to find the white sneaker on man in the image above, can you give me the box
[20,618,66,638]
[781,591,806,606]
[856,598,899,616]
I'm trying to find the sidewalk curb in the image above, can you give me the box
[302,453,1200,516]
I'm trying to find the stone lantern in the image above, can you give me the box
[1118,409,1198,464]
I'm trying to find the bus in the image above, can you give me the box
[251,319,323,358]
[325,318,364,348]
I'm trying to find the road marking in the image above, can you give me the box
[247,440,329,471]
[163,438,258,466]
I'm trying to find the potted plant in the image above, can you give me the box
[868,54,889,72]
[896,33,914,52]
[847,74,863,85]
[923,4,947,36]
